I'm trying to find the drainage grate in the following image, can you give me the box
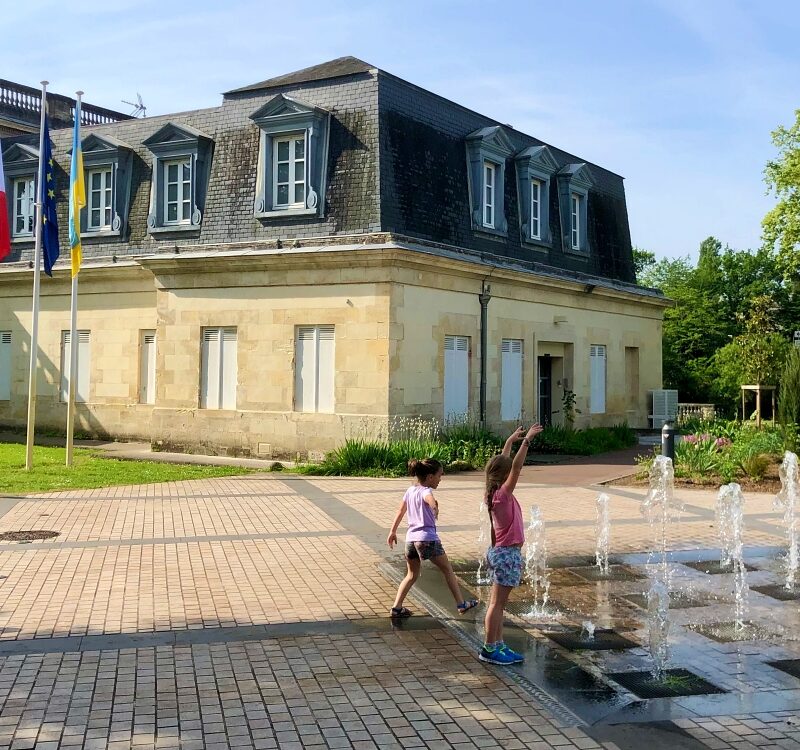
[683,560,757,574]
[0,530,60,542]
[545,629,638,651]
[608,669,726,699]
[568,565,646,582]
[687,621,776,643]
[619,591,708,610]
[767,659,800,679]
[752,584,800,601]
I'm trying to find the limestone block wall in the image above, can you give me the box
[0,247,666,458]
[0,264,157,440]
[145,258,392,457]
[389,260,665,431]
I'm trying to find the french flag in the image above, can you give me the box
[0,140,9,261]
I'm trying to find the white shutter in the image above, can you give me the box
[200,328,221,409]
[296,327,316,412]
[0,332,10,401]
[140,331,156,405]
[61,331,90,403]
[220,328,237,409]
[316,325,335,413]
[590,344,606,414]
[501,339,523,421]
[295,325,335,413]
[444,335,469,420]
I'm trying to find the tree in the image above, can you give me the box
[640,240,796,415]
[735,295,788,386]
[778,347,800,427]
[763,110,800,283]
[632,247,657,283]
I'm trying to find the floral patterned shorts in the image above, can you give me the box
[487,545,523,588]
[405,540,445,561]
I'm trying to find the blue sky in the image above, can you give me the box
[4,0,799,260]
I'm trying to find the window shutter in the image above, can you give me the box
[61,330,90,403]
[140,331,156,405]
[0,332,10,401]
[444,335,469,420]
[60,331,69,403]
[590,344,606,414]
[501,339,523,421]
[220,328,237,409]
[200,328,221,409]
[295,327,316,412]
[316,325,335,413]
[77,332,90,403]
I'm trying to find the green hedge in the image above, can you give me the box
[530,424,636,455]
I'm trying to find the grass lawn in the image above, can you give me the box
[0,443,253,495]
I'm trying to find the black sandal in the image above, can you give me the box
[390,606,412,618]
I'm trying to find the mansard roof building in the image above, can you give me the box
[0,57,667,457]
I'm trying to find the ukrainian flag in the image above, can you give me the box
[68,96,85,277]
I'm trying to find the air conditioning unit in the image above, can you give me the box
[649,390,678,429]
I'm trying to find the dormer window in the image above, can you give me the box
[557,163,593,256]
[164,158,192,225]
[12,176,35,237]
[87,167,112,230]
[2,142,40,243]
[143,123,213,234]
[250,94,331,220]
[483,161,496,228]
[78,134,134,238]
[273,135,306,209]
[531,179,541,240]
[466,126,514,236]
[515,145,557,248]
[570,193,581,250]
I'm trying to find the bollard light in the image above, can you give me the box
[661,420,676,461]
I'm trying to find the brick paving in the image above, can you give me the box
[0,470,795,748]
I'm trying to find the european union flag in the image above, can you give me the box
[41,116,59,276]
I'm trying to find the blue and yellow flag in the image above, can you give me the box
[68,98,85,277]
[41,116,60,277]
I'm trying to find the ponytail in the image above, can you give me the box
[408,458,443,482]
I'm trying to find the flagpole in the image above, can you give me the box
[65,91,83,467]
[24,81,49,472]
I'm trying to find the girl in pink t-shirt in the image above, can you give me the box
[480,424,543,665]
[387,458,478,618]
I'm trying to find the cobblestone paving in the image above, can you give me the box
[0,472,795,748]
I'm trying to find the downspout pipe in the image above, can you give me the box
[479,281,492,428]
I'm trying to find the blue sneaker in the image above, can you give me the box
[479,645,517,665]
[500,644,524,663]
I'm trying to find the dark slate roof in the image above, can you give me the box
[226,56,374,94]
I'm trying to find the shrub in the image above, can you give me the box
[778,347,800,427]
[674,435,720,477]
[738,451,771,481]
[531,423,636,455]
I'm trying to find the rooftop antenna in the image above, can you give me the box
[121,93,146,117]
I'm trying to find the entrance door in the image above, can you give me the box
[538,355,552,426]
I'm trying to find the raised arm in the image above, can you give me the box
[502,423,544,494]
[502,426,525,457]
[387,499,408,548]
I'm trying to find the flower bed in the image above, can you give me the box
[636,418,793,484]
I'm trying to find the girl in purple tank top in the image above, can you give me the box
[387,458,478,618]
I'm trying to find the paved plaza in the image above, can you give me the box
[0,462,798,748]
